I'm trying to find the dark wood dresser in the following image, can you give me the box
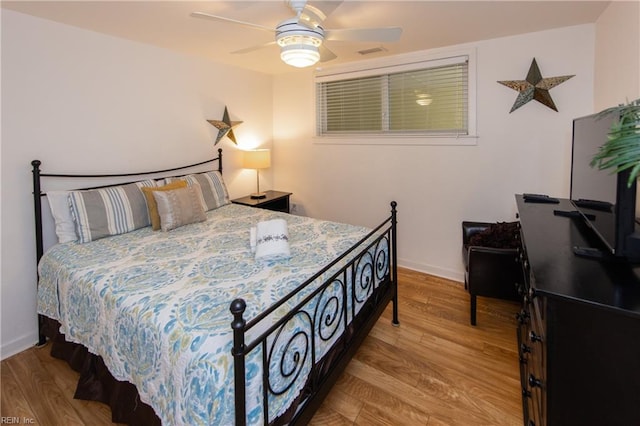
[516,195,640,426]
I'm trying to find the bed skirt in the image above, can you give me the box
[41,316,331,425]
[41,316,161,425]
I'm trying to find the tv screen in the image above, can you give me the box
[570,110,640,259]
[570,112,618,205]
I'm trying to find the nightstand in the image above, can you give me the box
[231,190,292,213]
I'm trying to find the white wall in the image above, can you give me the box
[273,24,596,281]
[1,10,273,359]
[594,1,640,109]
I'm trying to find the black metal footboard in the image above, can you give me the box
[231,201,398,425]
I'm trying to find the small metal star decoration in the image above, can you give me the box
[207,106,243,145]
[498,58,574,113]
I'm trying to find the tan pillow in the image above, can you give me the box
[142,181,188,230]
[152,183,207,232]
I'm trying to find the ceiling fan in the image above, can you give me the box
[191,0,402,68]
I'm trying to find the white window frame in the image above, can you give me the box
[314,47,477,146]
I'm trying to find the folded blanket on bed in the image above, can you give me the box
[252,218,291,260]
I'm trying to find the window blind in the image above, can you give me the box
[320,75,384,132]
[316,56,469,136]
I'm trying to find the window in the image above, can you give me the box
[315,51,475,143]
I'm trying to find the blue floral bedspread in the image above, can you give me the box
[37,204,376,425]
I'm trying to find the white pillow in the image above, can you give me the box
[47,191,77,243]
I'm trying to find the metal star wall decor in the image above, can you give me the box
[207,106,243,145]
[498,58,574,113]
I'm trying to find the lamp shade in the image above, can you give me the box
[243,149,271,169]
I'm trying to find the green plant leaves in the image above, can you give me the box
[590,98,640,187]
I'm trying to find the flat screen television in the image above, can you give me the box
[570,110,640,260]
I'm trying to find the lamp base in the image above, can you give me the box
[250,192,267,199]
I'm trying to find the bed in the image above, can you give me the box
[32,149,399,425]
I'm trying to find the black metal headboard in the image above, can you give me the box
[31,148,223,343]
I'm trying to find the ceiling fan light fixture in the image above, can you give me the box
[275,18,324,68]
[277,33,322,68]
[280,44,320,67]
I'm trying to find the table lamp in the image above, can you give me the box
[243,149,271,199]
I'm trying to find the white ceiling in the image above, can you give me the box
[2,1,611,75]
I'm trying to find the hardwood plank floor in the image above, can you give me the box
[1,268,522,425]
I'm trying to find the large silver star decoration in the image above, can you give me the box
[498,58,574,113]
[207,106,243,145]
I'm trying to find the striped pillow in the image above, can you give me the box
[167,171,229,211]
[69,180,156,243]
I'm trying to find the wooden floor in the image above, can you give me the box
[1,268,522,425]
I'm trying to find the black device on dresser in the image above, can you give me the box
[231,190,292,213]
[516,195,640,426]
[570,110,640,261]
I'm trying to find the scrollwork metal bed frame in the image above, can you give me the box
[31,148,399,425]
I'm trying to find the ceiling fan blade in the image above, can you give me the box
[190,11,274,33]
[325,27,403,43]
[298,1,342,28]
[231,41,277,55]
[319,44,337,63]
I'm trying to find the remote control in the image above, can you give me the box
[523,193,560,204]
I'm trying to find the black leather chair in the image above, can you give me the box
[462,221,522,326]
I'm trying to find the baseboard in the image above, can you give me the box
[1,332,38,361]
[398,257,464,283]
